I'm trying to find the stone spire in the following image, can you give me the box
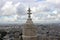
[27,8,32,18]
[26,8,33,24]
[22,7,37,40]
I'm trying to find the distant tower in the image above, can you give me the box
[22,8,37,40]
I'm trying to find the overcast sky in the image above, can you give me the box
[0,0,60,24]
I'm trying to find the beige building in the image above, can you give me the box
[22,8,37,40]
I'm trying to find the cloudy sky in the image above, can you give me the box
[0,0,60,24]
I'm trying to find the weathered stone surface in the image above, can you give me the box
[23,37,37,40]
[22,8,37,40]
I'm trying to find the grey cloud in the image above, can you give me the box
[0,1,26,16]
[17,5,26,15]
[0,0,60,23]
[0,0,6,10]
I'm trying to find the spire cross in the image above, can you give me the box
[28,8,31,13]
[27,8,32,18]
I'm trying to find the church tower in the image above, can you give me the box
[22,8,37,40]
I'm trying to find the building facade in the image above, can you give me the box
[22,8,37,40]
